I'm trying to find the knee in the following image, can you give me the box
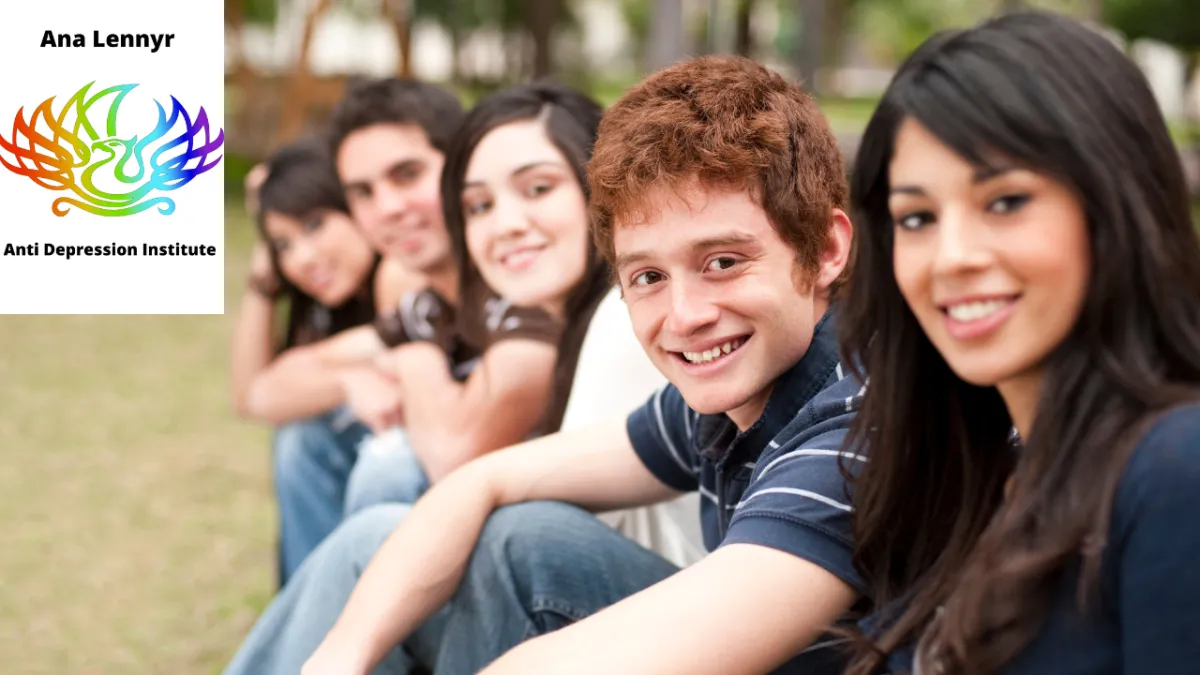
[475,501,591,566]
[272,417,335,484]
[324,503,413,572]
[344,438,429,514]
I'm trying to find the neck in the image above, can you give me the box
[726,382,775,431]
[424,262,460,305]
[996,369,1044,441]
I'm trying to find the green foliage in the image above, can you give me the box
[1103,0,1200,50]
[241,0,279,25]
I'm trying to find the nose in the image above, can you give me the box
[932,208,992,276]
[287,237,320,273]
[490,193,532,239]
[664,276,720,336]
[374,184,411,218]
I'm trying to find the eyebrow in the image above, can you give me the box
[342,158,424,193]
[613,232,762,272]
[889,164,1016,196]
[464,161,562,189]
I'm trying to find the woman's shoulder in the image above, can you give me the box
[1112,401,1200,536]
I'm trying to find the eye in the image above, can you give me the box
[270,238,289,254]
[894,210,934,231]
[392,165,421,184]
[705,256,738,272]
[525,181,554,198]
[463,198,492,217]
[302,214,324,232]
[630,270,664,287]
[987,194,1030,215]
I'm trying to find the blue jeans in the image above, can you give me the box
[273,408,371,586]
[223,501,681,675]
[344,428,431,517]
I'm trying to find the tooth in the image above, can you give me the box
[722,342,731,354]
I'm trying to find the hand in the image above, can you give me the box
[339,367,405,434]
[248,241,280,298]
[244,162,270,216]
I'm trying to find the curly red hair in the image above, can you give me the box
[588,55,847,285]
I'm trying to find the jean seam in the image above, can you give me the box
[529,596,590,623]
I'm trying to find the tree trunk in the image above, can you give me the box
[385,0,414,78]
[795,0,825,95]
[274,0,336,147]
[734,0,755,56]
[225,0,258,153]
[647,0,686,71]
[526,0,559,79]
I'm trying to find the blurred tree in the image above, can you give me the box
[735,0,755,55]
[274,0,337,145]
[647,0,687,71]
[1104,0,1200,145]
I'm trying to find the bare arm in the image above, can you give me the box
[481,544,857,675]
[388,340,559,482]
[303,417,682,675]
[240,325,389,425]
[230,241,281,417]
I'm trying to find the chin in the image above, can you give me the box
[673,384,752,417]
[943,357,1018,389]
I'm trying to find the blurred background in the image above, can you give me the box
[1,1,1196,673]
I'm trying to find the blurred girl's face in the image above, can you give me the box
[262,208,376,306]
[887,118,1091,421]
[460,120,590,315]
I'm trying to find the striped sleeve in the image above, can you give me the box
[720,374,868,596]
[625,384,700,492]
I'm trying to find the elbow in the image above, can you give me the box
[235,380,286,425]
[421,431,492,483]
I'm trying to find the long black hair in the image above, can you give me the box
[256,138,381,351]
[839,11,1200,674]
[440,81,612,433]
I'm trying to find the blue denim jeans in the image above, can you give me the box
[343,428,431,517]
[272,407,371,586]
[223,501,681,675]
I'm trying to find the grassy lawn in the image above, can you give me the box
[0,201,273,674]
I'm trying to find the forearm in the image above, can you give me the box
[242,349,350,424]
[322,463,501,669]
[397,347,553,481]
[230,289,278,415]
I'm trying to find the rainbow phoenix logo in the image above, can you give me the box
[0,82,223,217]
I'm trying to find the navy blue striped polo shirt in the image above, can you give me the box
[626,308,869,672]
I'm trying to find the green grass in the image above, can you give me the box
[0,201,274,674]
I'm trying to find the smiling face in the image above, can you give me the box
[336,123,450,273]
[887,118,1091,423]
[460,120,590,314]
[615,183,851,429]
[262,207,376,306]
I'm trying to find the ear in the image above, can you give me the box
[813,207,854,291]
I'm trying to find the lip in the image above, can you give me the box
[497,245,546,272]
[939,294,1019,341]
[667,334,751,376]
[307,267,335,292]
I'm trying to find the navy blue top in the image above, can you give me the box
[875,402,1200,675]
[626,309,869,673]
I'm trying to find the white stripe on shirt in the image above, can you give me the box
[757,448,867,480]
[653,388,694,476]
[737,486,853,513]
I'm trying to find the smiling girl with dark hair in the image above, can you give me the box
[839,11,1200,675]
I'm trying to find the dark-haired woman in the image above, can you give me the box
[839,11,1200,675]
[231,139,421,586]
